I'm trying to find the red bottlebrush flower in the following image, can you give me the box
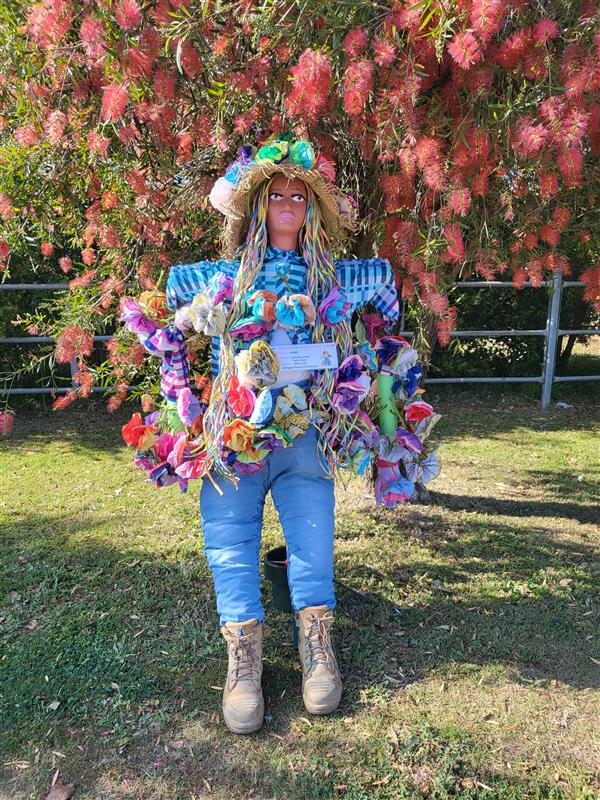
[69,269,97,289]
[0,240,10,260]
[87,130,110,158]
[52,390,78,412]
[558,108,589,149]
[285,49,332,123]
[525,258,544,287]
[373,37,395,67]
[14,123,40,147]
[539,172,559,199]
[539,224,560,247]
[54,325,94,364]
[581,265,600,311]
[533,18,559,44]
[423,291,449,314]
[447,187,472,216]
[141,394,154,413]
[343,27,368,60]
[474,250,498,280]
[26,0,73,50]
[0,411,15,435]
[80,14,107,62]
[43,110,67,145]
[0,194,15,221]
[101,191,119,210]
[59,256,73,273]
[343,60,374,117]
[101,83,129,122]
[513,119,549,158]
[512,267,527,289]
[81,247,95,265]
[470,0,507,46]
[495,27,531,70]
[41,241,54,257]
[448,31,483,70]
[153,67,177,101]
[414,137,447,191]
[557,147,583,188]
[440,224,464,264]
[114,0,142,30]
[436,308,457,347]
[523,231,538,250]
[551,206,570,231]
[126,169,148,195]
[179,40,202,79]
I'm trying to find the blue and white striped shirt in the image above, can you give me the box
[166,243,399,375]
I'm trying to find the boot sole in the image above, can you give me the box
[224,718,264,734]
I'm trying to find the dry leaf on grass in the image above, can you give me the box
[45,782,75,800]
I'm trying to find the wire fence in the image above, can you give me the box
[1,269,598,408]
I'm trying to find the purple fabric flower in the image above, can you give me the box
[319,286,351,326]
[120,299,157,336]
[208,272,234,305]
[232,460,265,475]
[332,383,366,415]
[336,354,363,383]
[375,460,415,508]
[144,411,160,427]
[374,336,411,369]
[396,427,423,453]
[177,387,203,425]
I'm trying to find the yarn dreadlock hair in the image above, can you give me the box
[202,173,357,485]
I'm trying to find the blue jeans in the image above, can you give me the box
[200,426,336,625]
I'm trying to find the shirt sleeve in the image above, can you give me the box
[166,258,239,309]
[335,257,400,320]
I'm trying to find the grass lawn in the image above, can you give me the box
[1,389,598,800]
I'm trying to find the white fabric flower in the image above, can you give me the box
[189,293,226,337]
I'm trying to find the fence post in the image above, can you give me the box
[541,269,563,409]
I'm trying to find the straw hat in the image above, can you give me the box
[208,135,360,257]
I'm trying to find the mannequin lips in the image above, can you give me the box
[279,211,295,221]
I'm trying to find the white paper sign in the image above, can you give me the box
[271,343,339,371]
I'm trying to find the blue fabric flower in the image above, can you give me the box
[275,297,305,327]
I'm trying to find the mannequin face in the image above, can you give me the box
[266,174,308,250]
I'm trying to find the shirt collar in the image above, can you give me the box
[264,242,303,262]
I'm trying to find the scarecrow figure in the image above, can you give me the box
[120,135,441,734]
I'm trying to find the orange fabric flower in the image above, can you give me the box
[223,419,256,452]
[138,290,169,322]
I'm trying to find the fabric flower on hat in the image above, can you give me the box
[314,153,336,183]
[405,401,434,424]
[223,419,256,452]
[122,412,157,450]
[235,341,280,389]
[208,271,234,305]
[374,459,415,508]
[120,300,158,336]
[289,140,315,168]
[319,286,351,326]
[209,177,235,215]
[189,293,227,337]
[256,140,289,163]
[177,387,203,426]
[227,374,256,418]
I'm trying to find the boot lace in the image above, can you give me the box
[224,629,260,686]
[303,613,335,676]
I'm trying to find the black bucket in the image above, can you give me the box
[263,545,292,613]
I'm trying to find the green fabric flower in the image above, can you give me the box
[289,141,315,169]
[256,140,289,164]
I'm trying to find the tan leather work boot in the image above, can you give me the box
[220,618,269,734]
[295,605,342,715]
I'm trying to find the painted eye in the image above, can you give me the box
[268,192,283,200]
[292,193,306,201]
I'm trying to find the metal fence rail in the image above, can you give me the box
[1,269,598,408]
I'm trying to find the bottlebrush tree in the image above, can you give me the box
[0,0,599,414]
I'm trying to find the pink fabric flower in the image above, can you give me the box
[374,459,415,508]
[319,286,351,325]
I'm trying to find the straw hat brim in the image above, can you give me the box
[220,161,358,258]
